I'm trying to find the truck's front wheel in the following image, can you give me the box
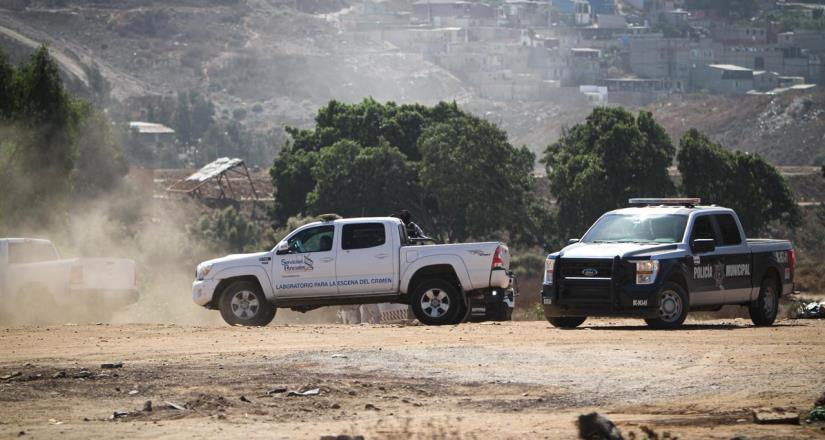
[219,281,276,326]
[749,275,779,326]
[411,279,463,325]
[644,281,688,329]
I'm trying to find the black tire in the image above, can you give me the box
[410,278,463,325]
[749,275,779,326]
[645,281,689,329]
[487,302,513,321]
[546,316,586,329]
[219,280,276,326]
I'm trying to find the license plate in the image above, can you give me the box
[542,297,553,305]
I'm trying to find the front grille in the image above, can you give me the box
[560,259,614,279]
[561,285,612,306]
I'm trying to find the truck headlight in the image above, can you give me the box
[197,264,213,281]
[544,258,556,285]
[631,260,659,285]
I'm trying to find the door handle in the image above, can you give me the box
[320,257,334,263]
[375,253,389,259]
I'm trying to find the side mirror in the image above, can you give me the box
[568,238,580,244]
[691,239,716,254]
[275,241,289,255]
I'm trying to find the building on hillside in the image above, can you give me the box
[411,1,495,26]
[629,36,720,80]
[498,0,551,27]
[691,64,754,94]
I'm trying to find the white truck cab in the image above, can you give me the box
[193,216,515,326]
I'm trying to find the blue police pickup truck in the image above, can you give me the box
[541,199,794,329]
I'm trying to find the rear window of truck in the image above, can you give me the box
[342,223,386,250]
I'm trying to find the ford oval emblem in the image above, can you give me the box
[582,268,598,277]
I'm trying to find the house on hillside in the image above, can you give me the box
[691,64,754,94]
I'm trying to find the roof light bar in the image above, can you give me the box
[628,198,701,207]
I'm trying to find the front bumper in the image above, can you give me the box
[192,279,219,307]
[541,281,659,319]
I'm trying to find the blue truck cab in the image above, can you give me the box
[541,198,794,329]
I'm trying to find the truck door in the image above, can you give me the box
[713,213,752,303]
[336,222,396,295]
[688,214,725,305]
[272,225,338,297]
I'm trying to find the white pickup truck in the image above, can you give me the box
[192,216,515,326]
[0,238,139,323]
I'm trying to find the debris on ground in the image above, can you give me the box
[265,387,288,395]
[577,412,623,440]
[331,354,348,359]
[110,411,129,420]
[364,403,380,411]
[1,371,22,381]
[142,401,153,412]
[806,391,825,423]
[752,407,800,424]
[288,388,320,397]
[72,369,94,379]
[789,298,825,319]
[164,401,186,410]
[240,395,251,403]
[52,371,66,379]
[101,362,123,369]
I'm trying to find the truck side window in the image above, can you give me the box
[715,214,742,245]
[8,242,58,264]
[342,223,386,250]
[287,225,334,254]
[690,216,717,244]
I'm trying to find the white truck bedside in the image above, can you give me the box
[193,216,516,326]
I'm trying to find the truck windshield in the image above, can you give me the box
[582,214,688,244]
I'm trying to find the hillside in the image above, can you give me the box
[0,0,823,166]
[647,89,825,166]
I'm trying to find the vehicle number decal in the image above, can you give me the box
[633,299,648,306]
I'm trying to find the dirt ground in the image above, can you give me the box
[1,318,824,440]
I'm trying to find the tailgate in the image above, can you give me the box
[75,258,137,290]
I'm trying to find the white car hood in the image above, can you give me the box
[203,251,270,269]
[560,242,673,259]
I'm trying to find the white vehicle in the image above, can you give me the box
[0,238,139,323]
[193,216,516,326]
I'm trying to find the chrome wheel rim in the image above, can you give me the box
[762,285,776,318]
[658,290,682,323]
[420,288,450,318]
[231,290,260,319]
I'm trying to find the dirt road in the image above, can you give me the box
[1,318,823,439]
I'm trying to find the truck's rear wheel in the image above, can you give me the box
[546,316,586,328]
[219,281,275,326]
[645,281,688,329]
[411,279,463,325]
[749,275,778,326]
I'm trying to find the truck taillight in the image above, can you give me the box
[70,265,83,285]
[491,246,504,269]
[788,249,795,275]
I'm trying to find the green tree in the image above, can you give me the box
[189,206,261,253]
[270,99,540,244]
[307,140,418,218]
[542,107,676,239]
[418,116,536,242]
[677,129,799,235]
[0,46,127,229]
